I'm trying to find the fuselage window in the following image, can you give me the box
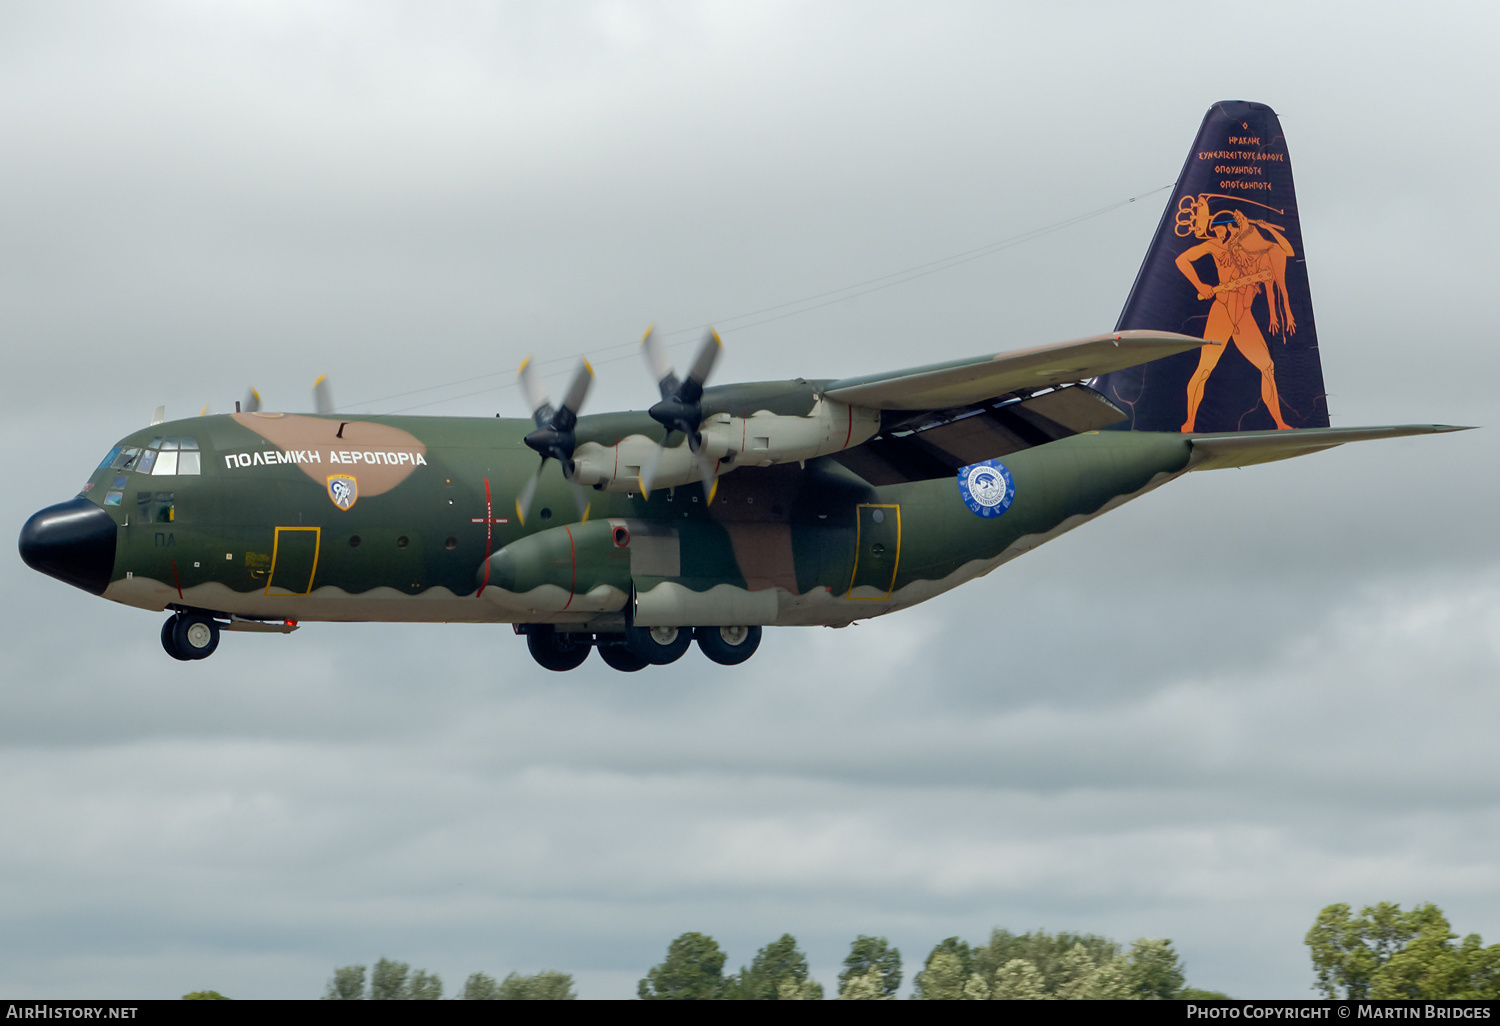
[177,451,201,475]
[136,491,175,523]
[138,450,158,474]
[153,451,179,475]
[99,447,122,469]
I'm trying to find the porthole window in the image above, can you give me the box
[444,537,457,550]
[539,508,552,520]
[349,536,361,548]
[396,536,409,549]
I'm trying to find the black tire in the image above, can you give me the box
[526,627,591,672]
[161,617,190,661]
[696,625,762,666]
[597,639,649,672]
[172,613,220,660]
[624,623,692,665]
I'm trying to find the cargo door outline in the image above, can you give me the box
[266,527,320,596]
[846,503,901,600]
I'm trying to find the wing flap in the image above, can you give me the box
[823,330,1213,411]
[1188,424,1472,471]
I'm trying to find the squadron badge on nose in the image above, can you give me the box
[326,474,358,511]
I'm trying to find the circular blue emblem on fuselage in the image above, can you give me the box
[957,459,1015,518]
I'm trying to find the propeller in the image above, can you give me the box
[238,379,331,415]
[639,326,723,500]
[516,358,595,525]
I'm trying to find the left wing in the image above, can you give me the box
[822,330,1213,410]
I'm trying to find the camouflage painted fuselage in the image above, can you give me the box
[86,396,1193,632]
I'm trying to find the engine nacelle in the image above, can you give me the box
[570,398,879,493]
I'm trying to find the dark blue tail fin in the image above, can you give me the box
[1094,101,1329,433]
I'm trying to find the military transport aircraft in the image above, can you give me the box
[18,101,1463,672]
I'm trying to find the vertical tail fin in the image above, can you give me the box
[1093,101,1329,433]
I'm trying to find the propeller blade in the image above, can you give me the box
[243,388,262,414]
[569,480,592,523]
[693,448,720,505]
[199,404,210,417]
[515,459,545,526]
[518,358,550,423]
[641,325,677,399]
[639,446,663,496]
[683,327,722,395]
[558,359,593,419]
[313,375,334,415]
[151,405,165,426]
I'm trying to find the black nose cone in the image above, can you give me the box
[19,496,118,595]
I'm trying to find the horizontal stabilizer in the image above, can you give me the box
[1188,424,1472,471]
[824,330,1213,411]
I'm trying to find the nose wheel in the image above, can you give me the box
[161,612,221,661]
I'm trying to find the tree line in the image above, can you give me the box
[635,930,1227,999]
[295,901,1499,999]
[321,958,574,1000]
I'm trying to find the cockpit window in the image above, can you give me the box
[110,447,143,471]
[104,437,202,476]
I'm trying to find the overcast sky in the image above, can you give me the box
[3,0,1498,1000]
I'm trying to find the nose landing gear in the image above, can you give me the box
[161,612,221,661]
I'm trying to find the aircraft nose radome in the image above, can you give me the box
[18,497,118,596]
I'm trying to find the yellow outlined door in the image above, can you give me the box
[266,527,320,596]
[846,504,901,600]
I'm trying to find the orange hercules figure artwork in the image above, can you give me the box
[1173,194,1298,432]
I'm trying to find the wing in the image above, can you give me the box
[821,330,1215,486]
[822,330,1214,410]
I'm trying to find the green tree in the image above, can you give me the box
[727,934,822,1000]
[1307,903,1441,999]
[990,959,1050,1000]
[1307,902,1500,1000]
[913,937,972,999]
[971,929,1119,994]
[838,936,901,999]
[463,972,501,1000]
[1125,938,1186,999]
[323,965,366,1000]
[638,932,728,1000]
[370,957,410,1000]
[838,970,891,1000]
[405,968,442,1000]
[181,991,230,1000]
[497,970,577,1000]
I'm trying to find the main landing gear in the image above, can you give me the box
[517,624,763,672]
[161,611,221,661]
